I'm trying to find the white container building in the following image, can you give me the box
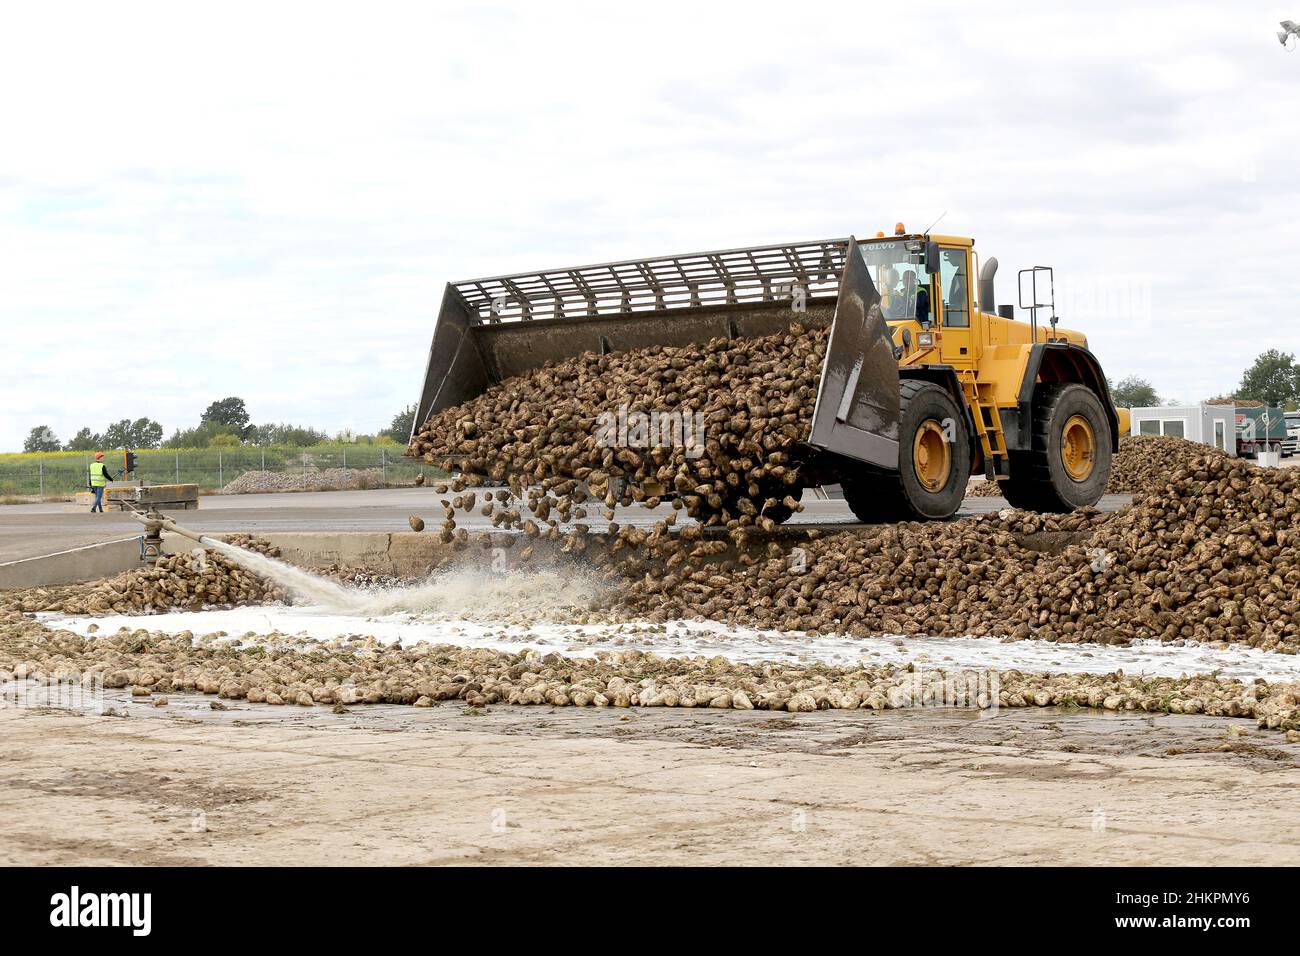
[1127,403,1236,456]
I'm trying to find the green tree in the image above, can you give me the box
[1237,350,1300,408]
[64,427,102,451]
[1108,375,1160,408]
[102,419,133,448]
[128,417,164,448]
[386,404,417,441]
[247,423,331,446]
[80,418,164,449]
[162,421,242,449]
[22,426,61,452]
[200,397,251,431]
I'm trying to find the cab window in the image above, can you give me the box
[939,247,969,328]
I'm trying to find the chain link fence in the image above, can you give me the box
[0,446,444,498]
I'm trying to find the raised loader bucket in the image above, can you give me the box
[410,238,852,439]
[410,236,902,472]
[806,238,900,469]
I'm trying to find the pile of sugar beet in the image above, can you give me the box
[9,535,288,616]
[966,433,1224,497]
[403,326,1300,653]
[3,613,1299,731]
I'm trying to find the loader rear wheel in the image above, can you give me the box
[1000,383,1112,513]
[840,380,971,523]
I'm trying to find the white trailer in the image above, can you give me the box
[1127,403,1236,456]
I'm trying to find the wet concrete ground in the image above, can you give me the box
[2,686,1296,865]
[54,682,1300,770]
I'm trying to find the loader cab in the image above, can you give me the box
[931,238,977,367]
[862,232,979,369]
[857,236,935,326]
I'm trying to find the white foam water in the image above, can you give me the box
[51,534,1289,684]
[205,538,356,608]
[203,536,603,621]
[42,603,1300,684]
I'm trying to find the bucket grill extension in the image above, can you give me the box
[454,238,849,324]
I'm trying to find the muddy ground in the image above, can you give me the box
[2,690,1297,866]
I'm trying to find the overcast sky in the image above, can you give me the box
[2,1,1299,450]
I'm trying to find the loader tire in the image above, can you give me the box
[1000,383,1111,513]
[840,380,970,523]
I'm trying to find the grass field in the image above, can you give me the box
[0,445,434,497]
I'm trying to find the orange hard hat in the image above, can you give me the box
[94,452,104,460]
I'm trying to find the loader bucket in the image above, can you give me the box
[409,236,901,473]
[410,238,852,439]
[806,238,901,469]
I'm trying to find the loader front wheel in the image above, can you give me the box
[841,380,971,523]
[1000,383,1112,513]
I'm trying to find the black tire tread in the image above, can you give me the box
[841,379,967,523]
[1000,383,1108,513]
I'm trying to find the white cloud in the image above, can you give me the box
[2,0,1299,449]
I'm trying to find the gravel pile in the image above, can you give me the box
[221,468,386,495]
[2,615,1296,730]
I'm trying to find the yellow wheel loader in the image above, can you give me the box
[411,227,1119,522]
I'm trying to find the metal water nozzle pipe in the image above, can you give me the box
[125,507,213,562]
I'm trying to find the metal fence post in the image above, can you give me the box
[218,451,223,488]
[381,447,386,485]
[261,449,266,473]
[343,448,347,472]
[38,460,43,497]
[302,452,307,481]
[175,450,180,483]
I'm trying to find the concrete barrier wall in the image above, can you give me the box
[263,532,471,575]
[0,537,143,589]
[0,531,466,589]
